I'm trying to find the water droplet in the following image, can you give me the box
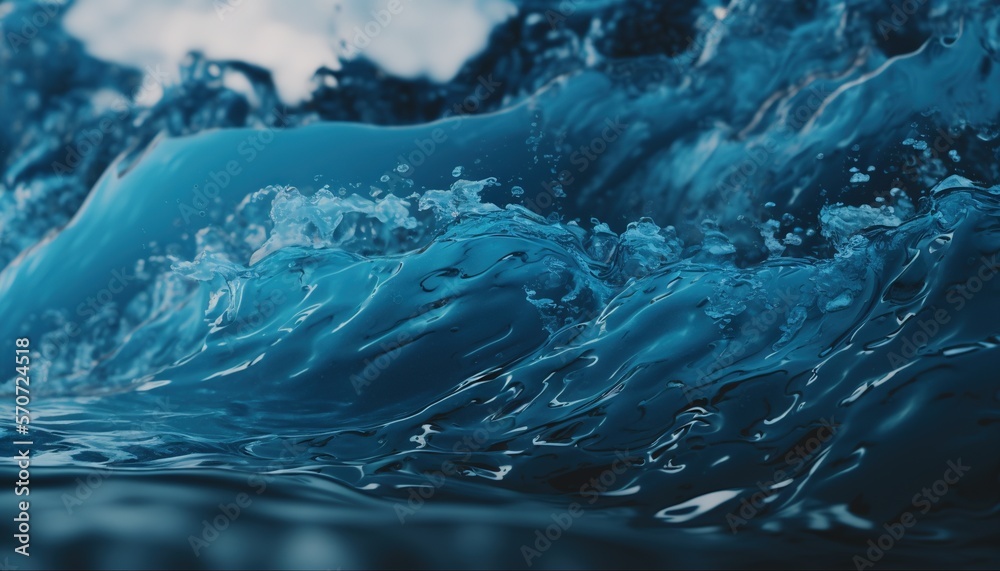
[783,233,803,246]
[976,126,998,141]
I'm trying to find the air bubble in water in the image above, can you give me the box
[976,125,998,141]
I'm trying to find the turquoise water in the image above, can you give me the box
[1,0,999,568]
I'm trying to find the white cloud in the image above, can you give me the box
[62,0,516,104]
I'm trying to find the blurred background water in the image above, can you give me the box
[1,0,999,568]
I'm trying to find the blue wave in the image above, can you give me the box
[2,0,999,568]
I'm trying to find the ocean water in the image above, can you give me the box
[1,0,1000,568]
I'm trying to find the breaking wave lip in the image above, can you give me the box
[2,0,1000,568]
